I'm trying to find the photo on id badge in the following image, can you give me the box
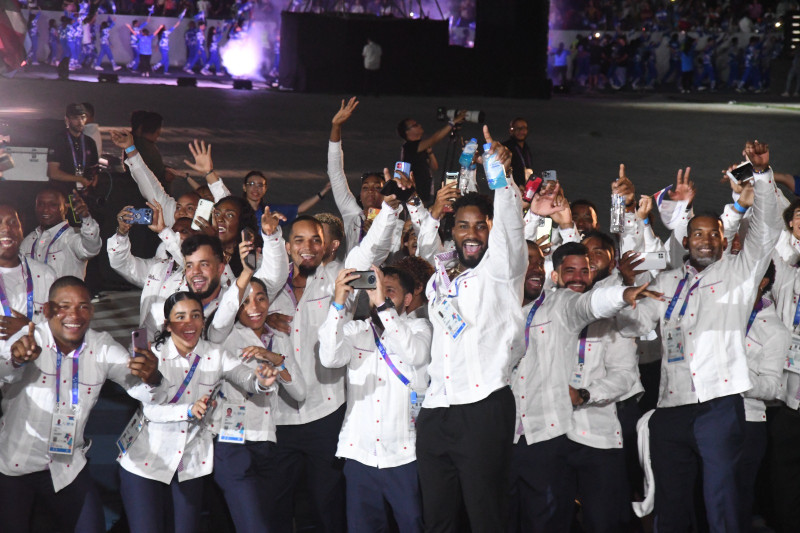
[665,327,685,363]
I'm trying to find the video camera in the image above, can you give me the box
[436,107,485,125]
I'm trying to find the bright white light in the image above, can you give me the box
[221,22,268,79]
[594,32,601,38]
[775,21,782,28]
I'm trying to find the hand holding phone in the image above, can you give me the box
[128,208,153,225]
[192,198,214,231]
[241,228,257,270]
[347,270,377,290]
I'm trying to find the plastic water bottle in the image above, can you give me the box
[610,189,625,234]
[459,138,478,169]
[482,143,508,190]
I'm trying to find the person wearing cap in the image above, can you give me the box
[46,104,99,197]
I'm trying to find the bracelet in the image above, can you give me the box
[317,191,325,200]
[124,145,136,154]
[203,169,215,179]
[276,363,286,372]
[331,302,345,311]
[186,406,194,419]
[448,120,455,127]
[733,201,747,214]
[642,217,649,225]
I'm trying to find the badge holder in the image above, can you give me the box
[663,324,685,364]
[787,334,800,374]
[117,408,145,455]
[409,389,426,431]
[218,404,247,444]
[432,298,468,339]
[49,407,78,455]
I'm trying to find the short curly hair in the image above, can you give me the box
[452,192,493,220]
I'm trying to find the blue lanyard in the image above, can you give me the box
[577,326,589,365]
[370,323,412,388]
[169,352,202,404]
[260,333,274,352]
[0,259,34,320]
[285,269,298,307]
[55,342,84,408]
[746,300,764,336]
[30,224,70,264]
[664,275,702,322]
[524,292,546,350]
[792,295,800,330]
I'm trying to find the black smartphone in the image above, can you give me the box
[380,179,416,203]
[347,270,377,290]
[241,228,257,270]
[726,162,754,183]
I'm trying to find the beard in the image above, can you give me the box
[455,242,487,269]
[193,277,221,300]
[298,264,318,277]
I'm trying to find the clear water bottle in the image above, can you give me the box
[482,142,508,190]
[610,190,625,234]
[459,138,478,169]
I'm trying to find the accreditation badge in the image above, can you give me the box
[663,325,685,364]
[786,334,800,374]
[116,408,145,455]
[49,410,77,455]
[432,298,467,339]
[218,404,246,444]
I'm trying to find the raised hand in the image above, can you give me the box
[10,322,41,364]
[478,125,512,174]
[637,194,653,221]
[110,129,134,150]
[744,140,769,172]
[618,250,646,286]
[116,205,134,236]
[266,313,292,335]
[549,187,573,228]
[365,265,386,308]
[612,164,635,207]
[332,97,359,127]
[622,282,665,309]
[530,182,566,217]
[334,268,360,306]
[260,206,286,236]
[430,180,460,219]
[667,167,696,205]
[183,139,214,175]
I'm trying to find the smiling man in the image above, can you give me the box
[0,205,56,344]
[21,189,102,280]
[617,141,783,531]
[509,241,650,532]
[0,276,164,532]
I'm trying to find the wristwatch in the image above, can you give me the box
[407,195,422,207]
[376,298,395,312]
[578,388,591,404]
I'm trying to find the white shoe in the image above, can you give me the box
[782,91,790,97]
[200,68,210,76]
[94,65,103,71]
[113,65,121,71]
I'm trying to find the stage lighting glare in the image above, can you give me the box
[594,32,601,38]
[776,21,782,28]
[221,33,262,78]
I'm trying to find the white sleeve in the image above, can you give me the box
[125,153,178,228]
[106,233,156,288]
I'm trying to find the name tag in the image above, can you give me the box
[433,298,467,339]
[787,334,800,374]
[571,364,584,388]
[664,325,685,364]
[49,412,77,455]
[218,404,246,444]
[117,408,145,455]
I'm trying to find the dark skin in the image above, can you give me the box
[11,285,159,384]
[0,207,27,340]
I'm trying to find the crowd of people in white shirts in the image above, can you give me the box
[1,97,800,533]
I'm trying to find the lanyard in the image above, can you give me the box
[0,259,34,319]
[524,292,546,350]
[746,299,765,337]
[792,295,800,330]
[55,342,84,408]
[260,332,274,352]
[284,269,298,307]
[162,260,176,285]
[169,352,202,404]
[664,275,702,322]
[370,323,410,387]
[30,224,70,264]
[577,326,589,366]
[67,131,86,172]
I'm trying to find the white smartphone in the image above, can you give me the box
[535,217,553,244]
[636,251,667,271]
[726,162,754,184]
[191,199,214,231]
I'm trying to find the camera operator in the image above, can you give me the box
[397,110,466,204]
[502,117,532,187]
[46,103,99,197]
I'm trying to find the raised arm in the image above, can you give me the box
[253,207,290,301]
[66,191,102,260]
[107,207,158,287]
[183,139,231,201]
[328,98,363,219]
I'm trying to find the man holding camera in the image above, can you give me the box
[397,111,466,204]
[20,189,102,280]
[46,103,99,197]
[502,117,532,187]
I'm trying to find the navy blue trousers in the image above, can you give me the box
[508,436,630,533]
[343,459,423,533]
[119,468,206,533]
[0,466,103,533]
[650,394,745,533]
[264,404,346,533]
[213,440,274,533]
[738,421,767,531]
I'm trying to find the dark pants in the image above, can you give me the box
[214,440,274,533]
[508,436,629,533]
[343,459,423,533]
[767,405,800,533]
[650,394,745,533]
[417,386,516,533]
[265,404,346,533]
[617,396,644,499]
[0,466,104,533]
[738,421,767,531]
[508,435,570,533]
[119,468,206,533]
